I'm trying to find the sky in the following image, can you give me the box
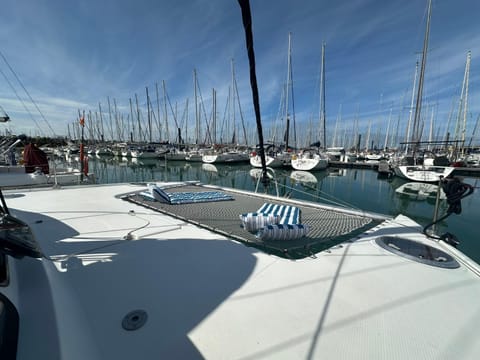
[1,0,479,148]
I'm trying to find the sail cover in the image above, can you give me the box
[23,143,49,174]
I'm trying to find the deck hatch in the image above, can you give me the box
[375,236,460,268]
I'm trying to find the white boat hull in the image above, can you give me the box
[250,153,291,168]
[202,152,249,164]
[394,165,455,183]
[291,154,328,171]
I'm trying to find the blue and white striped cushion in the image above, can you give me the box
[256,224,310,241]
[169,191,233,204]
[239,212,279,232]
[257,203,300,225]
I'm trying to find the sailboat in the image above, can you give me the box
[1,1,479,359]
[291,42,329,172]
[250,32,294,169]
[393,0,455,183]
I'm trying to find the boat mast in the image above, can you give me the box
[129,98,135,143]
[453,51,471,156]
[320,41,326,150]
[135,93,142,142]
[194,69,199,145]
[146,87,152,143]
[405,61,418,155]
[98,102,105,143]
[213,88,217,144]
[156,82,162,143]
[384,107,393,151]
[284,32,292,151]
[411,0,432,154]
[162,80,170,143]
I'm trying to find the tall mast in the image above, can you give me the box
[162,80,169,143]
[129,98,135,142]
[135,93,142,142]
[461,51,471,156]
[194,69,199,145]
[405,62,418,155]
[284,32,292,151]
[411,0,432,153]
[146,87,152,143]
[231,59,236,144]
[212,88,217,144]
[320,41,326,150]
[156,82,162,142]
[98,102,105,143]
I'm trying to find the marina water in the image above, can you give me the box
[78,156,480,264]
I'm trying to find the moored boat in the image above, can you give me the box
[291,150,328,171]
[393,164,455,183]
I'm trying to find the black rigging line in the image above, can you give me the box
[237,0,269,186]
[0,66,45,136]
[0,50,57,136]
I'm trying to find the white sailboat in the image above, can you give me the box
[393,0,455,183]
[394,164,455,183]
[130,145,160,159]
[291,150,328,171]
[202,149,249,164]
[291,43,329,172]
[249,145,291,168]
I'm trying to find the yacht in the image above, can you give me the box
[1,177,478,359]
[291,150,328,171]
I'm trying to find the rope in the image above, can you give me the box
[423,177,474,242]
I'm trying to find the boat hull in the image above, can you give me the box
[291,155,328,171]
[394,165,455,183]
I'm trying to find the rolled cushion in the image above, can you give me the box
[256,224,310,241]
[148,184,171,203]
[239,212,279,232]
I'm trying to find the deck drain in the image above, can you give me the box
[122,309,148,331]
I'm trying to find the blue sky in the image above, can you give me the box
[1,0,479,148]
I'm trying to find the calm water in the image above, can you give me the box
[75,156,480,264]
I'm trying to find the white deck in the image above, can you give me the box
[3,183,480,359]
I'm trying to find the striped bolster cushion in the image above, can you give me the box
[239,212,279,232]
[256,224,310,241]
[140,191,155,201]
[148,184,171,203]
